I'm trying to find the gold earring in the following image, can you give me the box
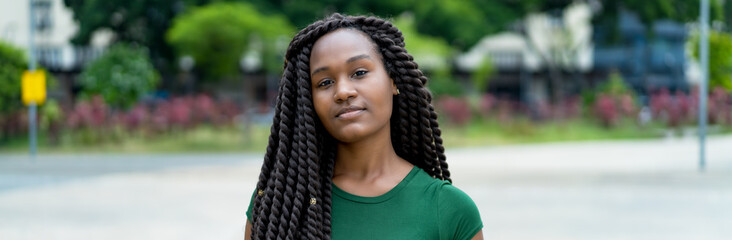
[396,89,400,95]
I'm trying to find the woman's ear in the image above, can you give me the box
[391,80,399,95]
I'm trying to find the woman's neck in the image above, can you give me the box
[333,126,408,181]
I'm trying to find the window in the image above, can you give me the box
[32,0,53,33]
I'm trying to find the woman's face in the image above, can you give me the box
[309,29,398,143]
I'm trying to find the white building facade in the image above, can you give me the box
[0,0,109,71]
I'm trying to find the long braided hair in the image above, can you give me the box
[250,13,451,240]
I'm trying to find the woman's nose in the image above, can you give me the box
[333,78,357,103]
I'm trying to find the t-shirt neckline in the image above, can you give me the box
[332,166,420,204]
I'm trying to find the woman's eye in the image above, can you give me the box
[353,70,368,78]
[318,79,334,87]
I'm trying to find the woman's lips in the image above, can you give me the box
[336,109,365,119]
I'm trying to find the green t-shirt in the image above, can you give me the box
[246,166,482,240]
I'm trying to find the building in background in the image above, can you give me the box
[0,0,111,71]
[594,9,688,97]
[456,2,689,108]
[455,1,595,117]
[0,0,111,106]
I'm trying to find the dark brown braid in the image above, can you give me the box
[250,13,450,240]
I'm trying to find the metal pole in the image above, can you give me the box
[699,0,709,172]
[29,102,37,159]
[28,0,36,71]
[28,0,37,160]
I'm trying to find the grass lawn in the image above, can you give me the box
[440,118,669,147]
[0,119,727,154]
[0,124,271,154]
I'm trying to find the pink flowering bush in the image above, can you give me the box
[61,94,243,143]
[594,94,618,127]
[436,96,471,125]
[648,87,732,128]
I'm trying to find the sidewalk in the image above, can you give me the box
[449,135,732,240]
[1,135,731,239]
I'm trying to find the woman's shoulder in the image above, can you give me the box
[411,167,477,203]
[409,167,483,239]
[435,182,479,216]
[433,179,483,240]
[409,167,449,190]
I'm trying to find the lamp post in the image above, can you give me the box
[699,0,709,172]
[239,49,261,146]
[28,0,38,160]
[240,46,262,106]
[178,55,195,94]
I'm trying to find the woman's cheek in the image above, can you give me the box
[313,94,330,125]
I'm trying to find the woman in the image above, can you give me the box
[245,13,482,240]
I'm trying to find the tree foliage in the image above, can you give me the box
[78,44,160,109]
[691,30,732,91]
[62,0,221,71]
[471,58,495,93]
[0,41,27,115]
[263,0,568,50]
[166,2,294,80]
[392,13,453,70]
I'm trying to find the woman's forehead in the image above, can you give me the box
[310,29,379,67]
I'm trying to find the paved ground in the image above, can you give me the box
[1,135,731,240]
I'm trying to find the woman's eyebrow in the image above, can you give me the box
[311,54,372,76]
[312,66,329,76]
[346,54,371,63]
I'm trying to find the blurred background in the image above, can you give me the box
[0,0,731,239]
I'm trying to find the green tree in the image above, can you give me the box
[78,43,160,109]
[392,13,461,97]
[64,0,570,70]
[0,41,27,115]
[471,58,494,93]
[254,0,562,50]
[62,0,225,73]
[392,13,453,70]
[691,30,732,91]
[166,2,295,81]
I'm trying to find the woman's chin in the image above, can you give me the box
[333,126,371,143]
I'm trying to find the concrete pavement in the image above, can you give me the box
[448,136,732,240]
[1,135,731,239]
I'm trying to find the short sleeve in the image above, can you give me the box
[245,189,256,222]
[437,183,483,240]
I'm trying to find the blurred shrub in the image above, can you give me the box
[690,30,732,91]
[649,88,676,127]
[478,93,497,118]
[166,2,294,80]
[471,58,494,93]
[594,94,617,128]
[428,69,464,98]
[0,41,58,140]
[589,71,638,128]
[40,98,63,145]
[62,94,242,144]
[708,87,732,125]
[78,44,160,110]
[436,96,471,125]
[648,86,732,128]
[599,71,634,96]
[0,41,27,116]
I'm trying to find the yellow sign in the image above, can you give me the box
[22,70,46,105]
